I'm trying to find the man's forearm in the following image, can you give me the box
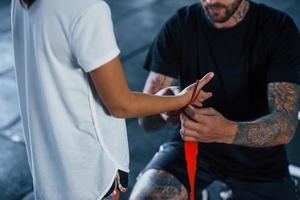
[233,82,300,147]
[138,72,176,132]
[233,111,297,147]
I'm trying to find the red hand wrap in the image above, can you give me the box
[184,80,201,200]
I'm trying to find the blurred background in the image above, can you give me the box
[0,0,299,199]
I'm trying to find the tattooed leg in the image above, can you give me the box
[129,169,188,200]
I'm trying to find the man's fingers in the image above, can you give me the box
[182,107,203,123]
[181,113,205,132]
[180,127,213,142]
[197,107,216,115]
[156,86,181,96]
[180,128,199,140]
[185,106,216,120]
[166,86,181,95]
[181,136,198,142]
[172,86,181,95]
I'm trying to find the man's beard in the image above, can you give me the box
[204,0,243,23]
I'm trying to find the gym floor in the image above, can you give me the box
[0,0,299,199]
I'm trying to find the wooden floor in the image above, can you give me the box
[0,0,299,199]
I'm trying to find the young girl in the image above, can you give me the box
[11,0,213,199]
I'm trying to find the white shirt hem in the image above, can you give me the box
[88,83,129,172]
[96,166,118,200]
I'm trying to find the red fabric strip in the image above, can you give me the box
[184,141,198,200]
[184,80,201,200]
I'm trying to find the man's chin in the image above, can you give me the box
[208,15,230,23]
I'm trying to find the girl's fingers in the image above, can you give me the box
[197,72,214,89]
[190,73,214,104]
[193,91,213,105]
[192,102,203,107]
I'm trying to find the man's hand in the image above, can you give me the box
[156,86,182,124]
[157,87,213,125]
[180,106,237,144]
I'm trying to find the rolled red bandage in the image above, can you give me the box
[184,80,201,200]
[184,141,198,200]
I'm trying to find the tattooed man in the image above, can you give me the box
[130,0,300,199]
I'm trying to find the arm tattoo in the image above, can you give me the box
[144,72,174,94]
[139,72,174,132]
[130,169,188,200]
[234,82,300,147]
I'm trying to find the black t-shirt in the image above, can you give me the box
[144,1,300,181]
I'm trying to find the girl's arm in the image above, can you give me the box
[90,57,213,118]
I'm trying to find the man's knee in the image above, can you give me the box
[129,169,188,200]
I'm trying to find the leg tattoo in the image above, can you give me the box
[130,169,188,200]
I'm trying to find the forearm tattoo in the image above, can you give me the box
[147,73,172,94]
[234,82,300,147]
[130,170,188,200]
[139,72,174,131]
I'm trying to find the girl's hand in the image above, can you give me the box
[180,72,214,106]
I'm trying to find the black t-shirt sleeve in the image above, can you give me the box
[143,14,182,78]
[267,16,300,85]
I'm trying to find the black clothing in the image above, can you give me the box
[144,1,300,181]
[103,170,128,199]
[143,141,299,200]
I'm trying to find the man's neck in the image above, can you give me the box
[213,0,250,29]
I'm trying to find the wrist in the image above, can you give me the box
[177,92,191,106]
[225,120,238,144]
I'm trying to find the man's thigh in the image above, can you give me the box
[130,141,216,200]
[129,169,188,199]
[226,177,299,200]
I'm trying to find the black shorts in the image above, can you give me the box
[103,170,128,199]
[143,141,299,200]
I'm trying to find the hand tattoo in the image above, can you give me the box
[234,82,300,147]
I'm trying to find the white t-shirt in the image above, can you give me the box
[11,0,129,199]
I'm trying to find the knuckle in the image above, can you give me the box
[191,112,198,119]
[203,127,210,133]
[208,107,215,113]
[196,135,202,141]
[185,120,192,127]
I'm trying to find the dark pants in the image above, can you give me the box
[103,170,128,199]
[225,178,298,200]
[144,142,299,200]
